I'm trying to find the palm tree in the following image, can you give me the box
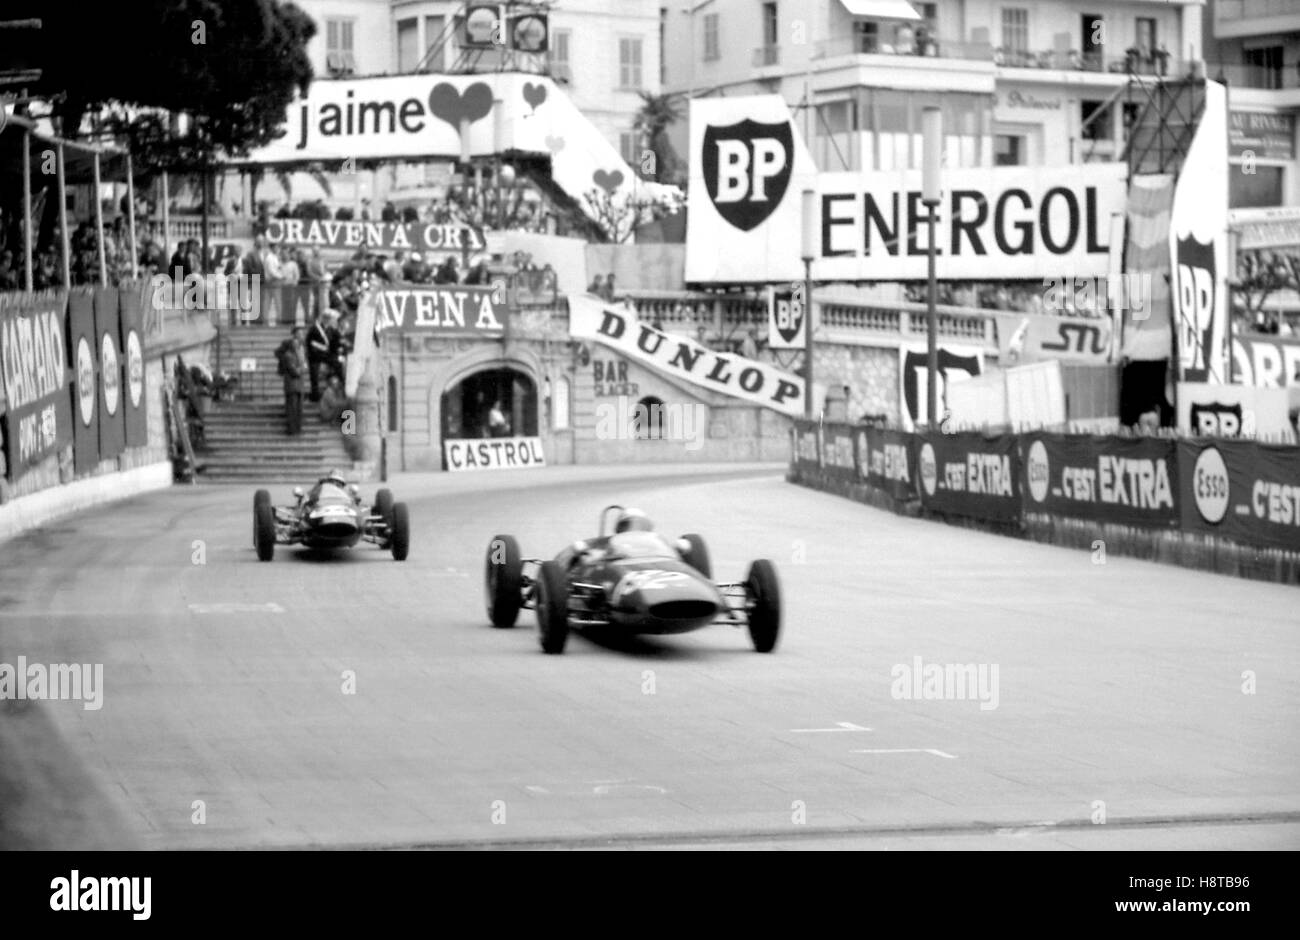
[633,91,685,184]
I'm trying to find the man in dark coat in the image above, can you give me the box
[305,312,333,402]
[276,327,310,435]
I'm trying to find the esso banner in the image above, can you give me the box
[1179,440,1300,551]
[445,436,546,471]
[1170,81,1230,384]
[687,95,1126,284]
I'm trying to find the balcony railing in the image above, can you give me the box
[997,47,1180,77]
[752,45,780,67]
[815,35,991,63]
[1209,62,1300,91]
[1216,0,1300,22]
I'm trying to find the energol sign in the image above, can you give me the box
[686,95,1126,283]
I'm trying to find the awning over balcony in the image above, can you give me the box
[838,0,921,20]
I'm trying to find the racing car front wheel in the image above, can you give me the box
[485,534,523,628]
[389,503,410,561]
[680,533,712,579]
[745,559,781,653]
[535,560,570,655]
[254,490,270,547]
[373,488,394,525]
[254,502,276,562]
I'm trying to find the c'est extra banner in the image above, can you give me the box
[1020,433,1178,527]
[915,432,1021,523]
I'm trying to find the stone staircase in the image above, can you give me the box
[198,326,352,483]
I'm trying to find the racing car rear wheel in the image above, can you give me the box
[745,559,781,653]
[254,490,271,547]
[389,503,410,561]
[373,488,394,524]
[254,502,276,562]
[485,534,523,628]
[535,560,570,654]
[680,533,712,579]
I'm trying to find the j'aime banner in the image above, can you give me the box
[239,74,676,220]
[568,294,805,417]
[686,95,1126,284]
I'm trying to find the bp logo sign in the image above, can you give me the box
[1026,440,1049,503]
[919,442,937,497]
[1191,446,1229,524]
[1174,234,1218,381]
[76,336,95,427]
[126,330,144,408]
[702,119,793,231]
[101,333,120,416]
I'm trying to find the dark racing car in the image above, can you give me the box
[483,505,781,654]
[252,470,410,561]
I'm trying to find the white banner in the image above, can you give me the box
[444,436,547,471]
[687,96,1127,284]
[1170,81,1230,384]
[238,74,678,224]
[568,294,804,416]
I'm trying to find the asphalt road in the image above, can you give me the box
[1,463,1297,850]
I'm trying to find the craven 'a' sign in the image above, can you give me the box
[374,285,506,333]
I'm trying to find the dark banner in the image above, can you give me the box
[94,286,126,461]
[916,432,1021,522]
[263,219,485,254]
[375,285,506,334]
[67,289,99,474]
[0,295,73,481]
[791,420,819,472]
[1179,440,1300,551]
[857,426,917,501]
[1021,433,1178,527]
[119,285,148,447]
[821,422,857,484]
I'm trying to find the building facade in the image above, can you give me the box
[662,0,1206,172]
[1203,0,1300,208]
[263,0,662,209]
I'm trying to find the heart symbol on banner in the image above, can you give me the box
[522,82,547,113]
[544,135,565,153]
[593,169,624,193]
[428,82,494,130]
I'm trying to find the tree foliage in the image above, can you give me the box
[6,0,315,171]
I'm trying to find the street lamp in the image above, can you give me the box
[801,188,817,419]
[921,107,942,427]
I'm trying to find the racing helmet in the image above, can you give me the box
[324,468,347,487]
[615,508,653,533]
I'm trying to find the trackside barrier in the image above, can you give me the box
[788,419,1300,586]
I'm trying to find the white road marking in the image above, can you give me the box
[851,748,957,759]
[187,603,286,614]
[593,784,668,796]
[790,722,872,733]
[524,786,550,795]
